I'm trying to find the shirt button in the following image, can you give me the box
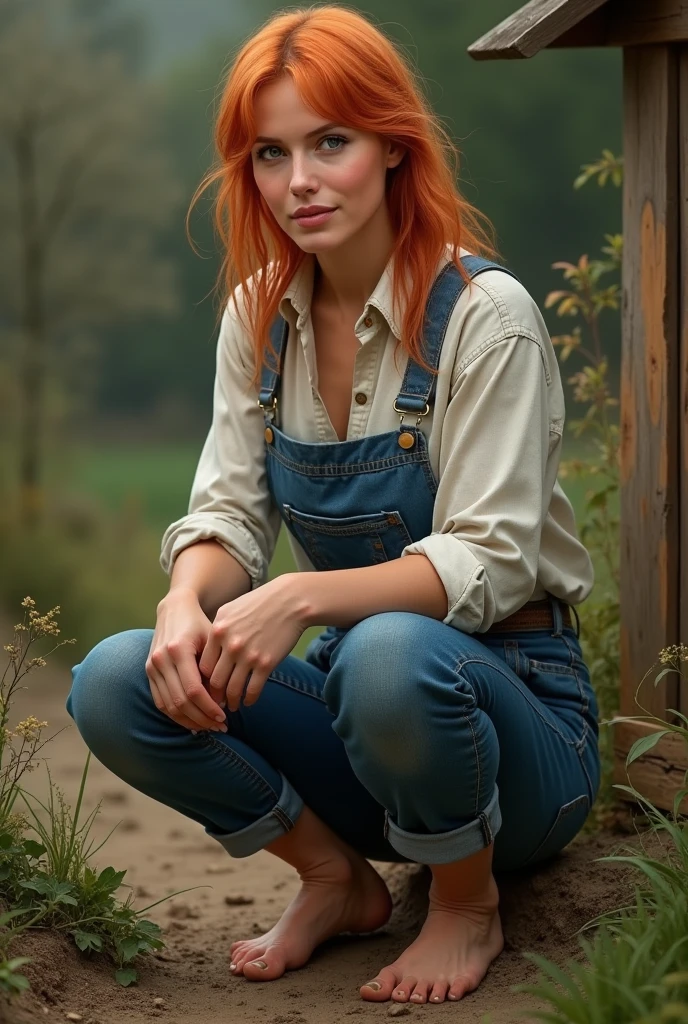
[363,315,373,328]
[354,392,367,406]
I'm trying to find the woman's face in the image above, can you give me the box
[251,75,404,253]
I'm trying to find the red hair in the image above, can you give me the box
[190,4,499,384]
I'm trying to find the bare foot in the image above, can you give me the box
[360,873,504,1004]
[229,850,392,982]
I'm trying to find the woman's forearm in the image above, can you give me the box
[295,554,448,629]
[163,539,252,620]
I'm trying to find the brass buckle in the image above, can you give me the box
[393,399,429,429]
[257,395,278,419]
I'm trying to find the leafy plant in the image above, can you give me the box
[545,149,623,819]
[515,643,688,1022]
[0,597,200,997]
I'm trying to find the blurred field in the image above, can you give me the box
[2,433,613,663]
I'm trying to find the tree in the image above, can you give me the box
[0,0,182,524]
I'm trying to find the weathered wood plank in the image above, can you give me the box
[614,719,688,813]
[680,47,688,717]
[550,1,688,49]
[467,0,609,60]
[619,47,680,722]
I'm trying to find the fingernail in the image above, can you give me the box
[249,960,267,969]
[219,701,227,709]
[364,981,381,991]
[215,714,226,723]
[191,730,198,735]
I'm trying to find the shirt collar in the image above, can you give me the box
[279,248,451,341]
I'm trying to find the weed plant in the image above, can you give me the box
[516,643,688,1022]
[0,598,195,998]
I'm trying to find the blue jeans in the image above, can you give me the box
[66,600,600,871]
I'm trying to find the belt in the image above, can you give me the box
[483,597,573,634]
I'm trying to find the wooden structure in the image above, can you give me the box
[468,0,688,811]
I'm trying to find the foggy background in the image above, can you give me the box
[0,0,621,656]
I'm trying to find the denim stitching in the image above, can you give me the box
[284,511,412,540]
[268,670,328,704]
[267,446,429,476]
[199,733,279,800]
[453,656,578,746]
[464,713,482,817]
[272,805,295,831]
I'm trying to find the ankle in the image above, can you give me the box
[429,871,499,915]
[264,805,361,883]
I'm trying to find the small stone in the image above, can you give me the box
[206,863,234,874]
[66,1015,83,1022]
[388,1006,413,1017]
[153,997,165,1008]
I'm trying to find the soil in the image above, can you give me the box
[0,640,653,1024]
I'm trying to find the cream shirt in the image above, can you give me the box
[160,247,595,634]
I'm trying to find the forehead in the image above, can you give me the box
[253,77,325,134]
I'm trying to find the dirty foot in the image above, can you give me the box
[360,873,504,1004]
[229,851,392,982]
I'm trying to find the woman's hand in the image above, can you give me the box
[199,574,311,712]
[146,588,229,733]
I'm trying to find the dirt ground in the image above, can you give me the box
[1,638,648,1024]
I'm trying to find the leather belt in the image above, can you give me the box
[483,597,573,634]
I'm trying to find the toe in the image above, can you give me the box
[360,967,397,1002]
[243,952,286,982]
[392,976,417,1002]
[448,974,472,1001]
[409,979,430,1004]
[429,980,449,1004]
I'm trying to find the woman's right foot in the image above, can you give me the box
[228,850,392,981]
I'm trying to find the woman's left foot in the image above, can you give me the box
[360,876,504,1004]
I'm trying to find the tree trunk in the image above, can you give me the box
[15,122,46,529]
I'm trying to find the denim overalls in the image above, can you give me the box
[66,256,600,872]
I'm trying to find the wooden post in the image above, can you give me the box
[468,0,688,811]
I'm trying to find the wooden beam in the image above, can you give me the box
[680,47,688,718]
[619,46,680,724]
[614,719,688,813]
[467,0,609,61]
[549,1,688,49]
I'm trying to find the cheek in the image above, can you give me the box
[332,152,385,200]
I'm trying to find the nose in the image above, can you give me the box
[289,151,319,196]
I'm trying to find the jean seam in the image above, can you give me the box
[200,733,280,802]
[267,446,428,476]
[272,805,295,831]
[453,655,578,747]
[463,712,482,817]
[268,670,328,704]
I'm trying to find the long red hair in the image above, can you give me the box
[191,4,499,384]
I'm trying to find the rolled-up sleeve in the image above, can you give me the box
[160,302,281,589]
[401,333,556,633]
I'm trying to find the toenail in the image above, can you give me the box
[364,981,381,991]
[411,994,423,1000]
[432,996,441,1002]
[249,960,267,969]
[229,963,237,970]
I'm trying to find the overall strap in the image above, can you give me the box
[394,255,520,417]
[258,315,289,412]
[259,255,520,416]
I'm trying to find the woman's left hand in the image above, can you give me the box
[198,573,311,712]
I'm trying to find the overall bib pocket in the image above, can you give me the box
[282,505,413,571]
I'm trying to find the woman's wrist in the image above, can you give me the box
[158,585,202,615]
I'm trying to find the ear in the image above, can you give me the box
[386,141,406,170]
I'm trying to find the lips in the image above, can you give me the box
[292,207,336,218]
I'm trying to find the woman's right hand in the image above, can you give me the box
[146,588,229,733]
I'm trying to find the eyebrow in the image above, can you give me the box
[254,122,345,144]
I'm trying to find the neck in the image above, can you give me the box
[312,200,396,318]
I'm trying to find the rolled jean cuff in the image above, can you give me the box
[384,785,502,865]
[204,773,304,858]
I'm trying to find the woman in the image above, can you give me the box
[67,4,600,1007]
